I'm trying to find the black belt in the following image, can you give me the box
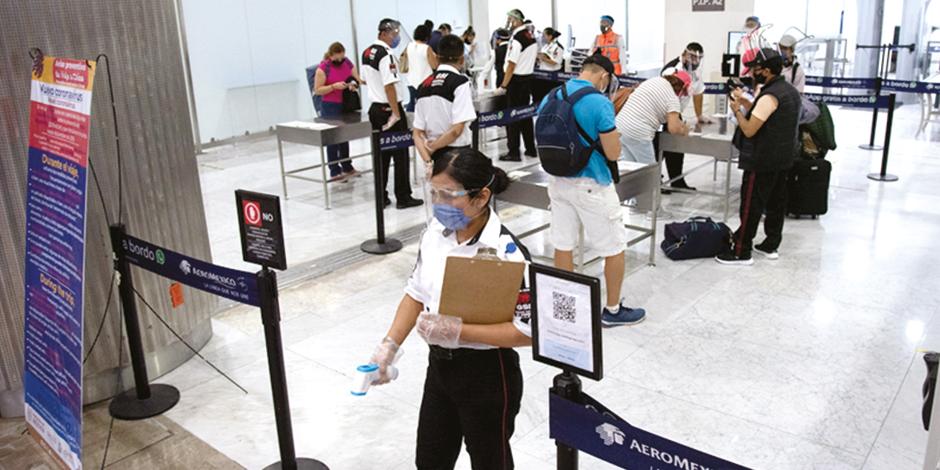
[429,345,501,360]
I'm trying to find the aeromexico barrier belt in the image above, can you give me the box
[118,233,261,307]
[378,131,414,151]
[476,104,538,129]
[550,392,752,470]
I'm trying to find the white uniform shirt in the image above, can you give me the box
[361,40,409,104]
[405,211,532,349]
[505,25,538,76]
[538,40,564,72]
[413,64,477,147]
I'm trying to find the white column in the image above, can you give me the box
[853,0,885,79]
[896,0,927,102]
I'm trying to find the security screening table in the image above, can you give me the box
[657,117,739,222]
[275,113,418,209]
[495,160,661,268]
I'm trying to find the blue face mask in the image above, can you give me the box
[390,35,401,49]
[433,204,472,231]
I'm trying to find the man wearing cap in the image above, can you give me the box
[538,54,647,326]
[362,18,423,209]
[660,42,709,191]
[492,28,511,88]
[778,34,806,93]
[718,48,800,265]
[498,9,539,162]
[591,15,627,76]
[615,72,691,165]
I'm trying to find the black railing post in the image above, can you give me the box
[867,93,899,182]
[553,371,582,470]
[107,223,180,420]
[361,130,403,254]
[860,77,884,150]
[258,267,329,470]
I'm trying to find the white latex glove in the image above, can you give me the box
[416,313,463,349]
[382,114,401,131]
[368,336,400,385]
[492,87,507,96]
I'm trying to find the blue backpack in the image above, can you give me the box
[535,85,612,179]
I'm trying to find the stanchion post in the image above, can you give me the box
[107,223,180,420]
[360,130,403,254]
[471,120,480,151]
[860,77,884,151]
[552,371,582,470]
[868,93,899,182]
[258,267,329,470]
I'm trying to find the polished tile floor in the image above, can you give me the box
[156,103,940,470]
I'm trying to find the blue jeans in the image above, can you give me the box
[320,101,353,177]
[406,86,417,112]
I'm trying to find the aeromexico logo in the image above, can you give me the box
[179,259,237,288]
[509,105,537,119]
[596,422,717,470]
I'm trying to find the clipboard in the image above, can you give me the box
[439,253,526,324]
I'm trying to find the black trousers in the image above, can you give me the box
[733,169,788,258]
[530,78,556,108]
[663,151,688,185]
[368,102,413,201]
[416,347,523,470]
[505,75,535,156]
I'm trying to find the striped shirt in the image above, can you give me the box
[615,77,680,141]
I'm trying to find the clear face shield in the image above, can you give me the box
[682,50,704,71]
[424,173,494,232]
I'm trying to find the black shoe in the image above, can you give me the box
[384,197,392,208]
[715,251,754,266]
[499,153,522,162]
[660,188,673,195]
[524,149,538,158]
[396,198,423,209]
[670,181,697,191]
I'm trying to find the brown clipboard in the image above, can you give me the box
[439,255,526,324]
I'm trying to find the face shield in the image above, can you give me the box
[682,50,703,71]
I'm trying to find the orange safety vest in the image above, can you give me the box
[594,31,622,75]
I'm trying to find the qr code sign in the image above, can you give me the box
[551,291,576,323]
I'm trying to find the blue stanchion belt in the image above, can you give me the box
[117,233,261,307]
[378,131,414,151]
[882,79,940,94]
[477,104,538,129]
[550,392,752,469]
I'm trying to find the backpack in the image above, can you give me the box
[306,62,330,115]
[535,84,612,179]
[660,217,732,261]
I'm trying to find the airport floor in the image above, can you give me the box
[168,102,940,469]
[3,103,939,469]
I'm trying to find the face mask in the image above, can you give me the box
[600,25,610,33]
[682,60,701,72]
[753,71,768,85]
[433,204,472,231]
[464,38,472,45]
[390,35,401,48]
[332,59,344,66]
[505,20,513,29]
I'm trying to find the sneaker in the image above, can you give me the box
[396,198,424,209]
[384,197,392,208]
[715,251,754,266]
[499,153,522,162]
[524,149,538,158]
[754,243,779,260]
[328,174,346,182]
[601,305,647,327]
[343,169,361,178]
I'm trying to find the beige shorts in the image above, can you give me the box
[548,177,627,258]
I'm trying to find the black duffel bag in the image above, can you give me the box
[660,217,732,260]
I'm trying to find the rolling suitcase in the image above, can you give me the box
[787,158,831,218]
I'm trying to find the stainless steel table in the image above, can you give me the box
[495,160,662,267]
[658,118,738,221]
[275,113,417,209]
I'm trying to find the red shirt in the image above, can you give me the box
[319,58,353,103]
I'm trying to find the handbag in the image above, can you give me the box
[660,217,732,260]
[342,77,361,113]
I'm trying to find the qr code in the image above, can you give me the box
[552,291,576,323]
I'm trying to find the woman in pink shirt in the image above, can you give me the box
[313,42,364,181]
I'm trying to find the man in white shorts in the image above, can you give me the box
[539,54,646,326]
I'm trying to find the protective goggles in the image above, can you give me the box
[429,175,494,202]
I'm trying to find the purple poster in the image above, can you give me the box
[22,55,95,470]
